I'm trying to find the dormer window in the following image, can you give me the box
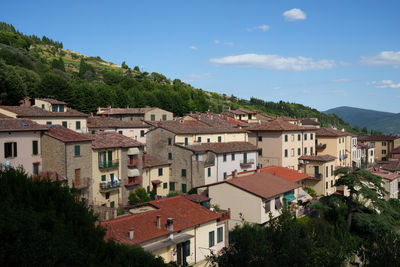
[59,105,64,112]
[52,105,58,112]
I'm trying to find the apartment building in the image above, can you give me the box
[142,154,171,197]
[368,168,399,200]
[346,132,361,168]
[315,127,348,167]
[247,119,316,170]
[87,115,150,143]
[358,135,399,162]
[41,125,93,202]
[299,155,337,196]
[0,98,88,133]
[90,132,144,207]
[0,118,47,175]
[358,142,375,167]
[100,196,228,266]
[97,106,173,122]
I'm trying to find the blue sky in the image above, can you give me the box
[2,1,400,112]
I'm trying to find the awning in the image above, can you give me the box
[143,233,194,252]
[151,180,162,185]
[128,168,140,177]
[284,193,296,203]
[127,147,139,155]
[297,187,312,203]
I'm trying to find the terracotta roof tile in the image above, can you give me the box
[184,194,211,203]
[143,154,170,168]
[45,125,92,142]
[299,155,337,162]
[375,161,400,172]
[183,141,258,154]
[368,168,399,181]
[358,135,399,142]
[100,196,221,245]
[300,118,320,126]
[152,120,246,135]
[87,116,151,129]
[315,127,348,137]
[392,146,400,154]
[0,105,88,117]
[97,107,157,115]
[0,118,48,132]
[246,119,315,132]
[91,131,144,149]
[260,166,309,182]
[35,98,67,105]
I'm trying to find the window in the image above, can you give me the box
[41,104,45,109]
[285,135,288,142]
[76,121,81,130]
[33,163,39,175]
[326,166,329,177]
[168,152,172,160]
[110,173,114,181]
[62,121,67,127]
[339,138,341,144]
[119,115,123,121]
[168,138,172,145]
[74,145,80,156]
[32,140,38,155]
[208,168,211,177]
[304,147,308,155]
[382,141,387,146]
[331,180,334,187]
[291,134,294,141]
[52,105,57,112]
[184,137,188,146]
[298,148,301,156]
[169,182,175,191]
[150,114,156,121]
[110,201,115,208]
[231,153,235,160]
[291,148,294,157]
[310,147,313,155]
[130,115,133,121]
[59,105,64,112]
[217,227,223,243]
[264,200,270,212]
[163,182,168,189]
[284,149,288,158]
[140,130,145,137]
[147,186,150,192]
[181,169,187,177]
[207,138,210,143]
[304,133,308,140]
[382,150,387,154]
[248,114,252,120]
[218,136,222,142]
[310,133,314,140]
[105,192,110,199]
[298,134,301,141]
[46,121,52,125]
[326,182,328,189]
[259,149,263,156]
[331,165,333,176]
[382,157,387,161]
[243,152,248,163]
[258,136,262,142]
[162,114,167,121]
[118,130,123,134]
[209,231,215,247]
[195,154,199,161]
[275,197,282,210]
[223,154,227,162]
[223,172,227,180]
[198,136,201,143]
[101,175,106,182]
[182,183,187,193]
[158,168,163,176]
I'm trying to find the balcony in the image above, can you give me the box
[99,180,120,192]
[316,143,326,150]
[217,209,231,222]
[240,160,254,168]
[125,176,143,187]
[127,158,140,167]
[343,154,348,159]
[99,160,119,170]
[314,173,322,179]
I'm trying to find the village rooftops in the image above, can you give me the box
[35,98,68,105]
[181,141,259,154]
[299,155,337,162]
[45,125,92,143]
[260,166,310,182]
[87,116,151,129]
[0,105,88,117]
[315,127,348,137]
[143,154,170,168]
[224,108,257,116]
[0,118,48,132]
[91,131,144,149]
[97,107,157,115]
[358,135,399,142]
[100,196,221,245]
[300,118,320,126]
[246,119,315,132]
[150,120,246,135]
[187,113,245,128]
[368,168,400,181]
[374,161,400,172]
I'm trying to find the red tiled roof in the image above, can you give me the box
[151,120,246,135]
[35,98,67,105]
[392,146,400,154]
[97,107,158,115]
[183,141,259,154]
[225,172,301,200]
[188,113,245,128]
[374,161,400,172]
[87,116,151,129]
[369,169,399,181]
[0,105,88,117]
[184,194,211,203]
[100,196,221,245]
[299,155,337,162]
[143,154,170,168]
[91,131,144,149]
[300,118,319,126]
[0,118,48,132]
[246,119,315,132]
[358,135,399,142]
[260,166,309,182]
[45,125,92,143]
[315,127,348,137]
[0,112,10,118]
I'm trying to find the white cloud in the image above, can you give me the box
[283,8,306,21]
[273,86,281,90]
[332,78,352,83]
[210,53,335,71]
[223,42,235,46]
[187,73,213,79]
[370,80,400,88]
[247,24,270,32]
[361,51,400,67]
[189,46,198,50]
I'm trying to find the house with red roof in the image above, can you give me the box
[97,106,173,122]
[100,196,229,266]
[368,168,399,200]
[142,153,171,197]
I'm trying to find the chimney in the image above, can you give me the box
[156,215,161,229]
[129,228,134,240]
[166,218,174,231]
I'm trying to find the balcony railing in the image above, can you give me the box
[127,158,140,167]
[240,160,254,168]
[314,173,322,179]
[99,180,120,192]
[99,160,119,170]
[125,176,143,187]
[316,143,326,149]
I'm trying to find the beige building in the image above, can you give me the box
[0,118,47,175]
[142,154,171,197]
[369,168,399,200]
[97,106,173,122]
[315,127,348,167]
[299,155,337,196]
[247,119,316,170]
[90,132,144,208]
[0,98,88,133]
[100,196,229,266]
[222,108,258,123]
[358,135,399,162]
[41,125,93,202]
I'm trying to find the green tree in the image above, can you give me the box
[51,57,65,72]
[121,61,129,69]
[128,187,151,205]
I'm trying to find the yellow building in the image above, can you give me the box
[142,154,171,197]
[358,135,399,162]
[222,108,258,123]
[97,106,173,122]
[315,127,348,167]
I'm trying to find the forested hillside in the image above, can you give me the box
[0,21,358,132]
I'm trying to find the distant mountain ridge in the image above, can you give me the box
[324,106,400,135]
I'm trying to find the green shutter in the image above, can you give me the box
[182,183,187,193]
[169,182,175,191]
[32,140,38,155]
